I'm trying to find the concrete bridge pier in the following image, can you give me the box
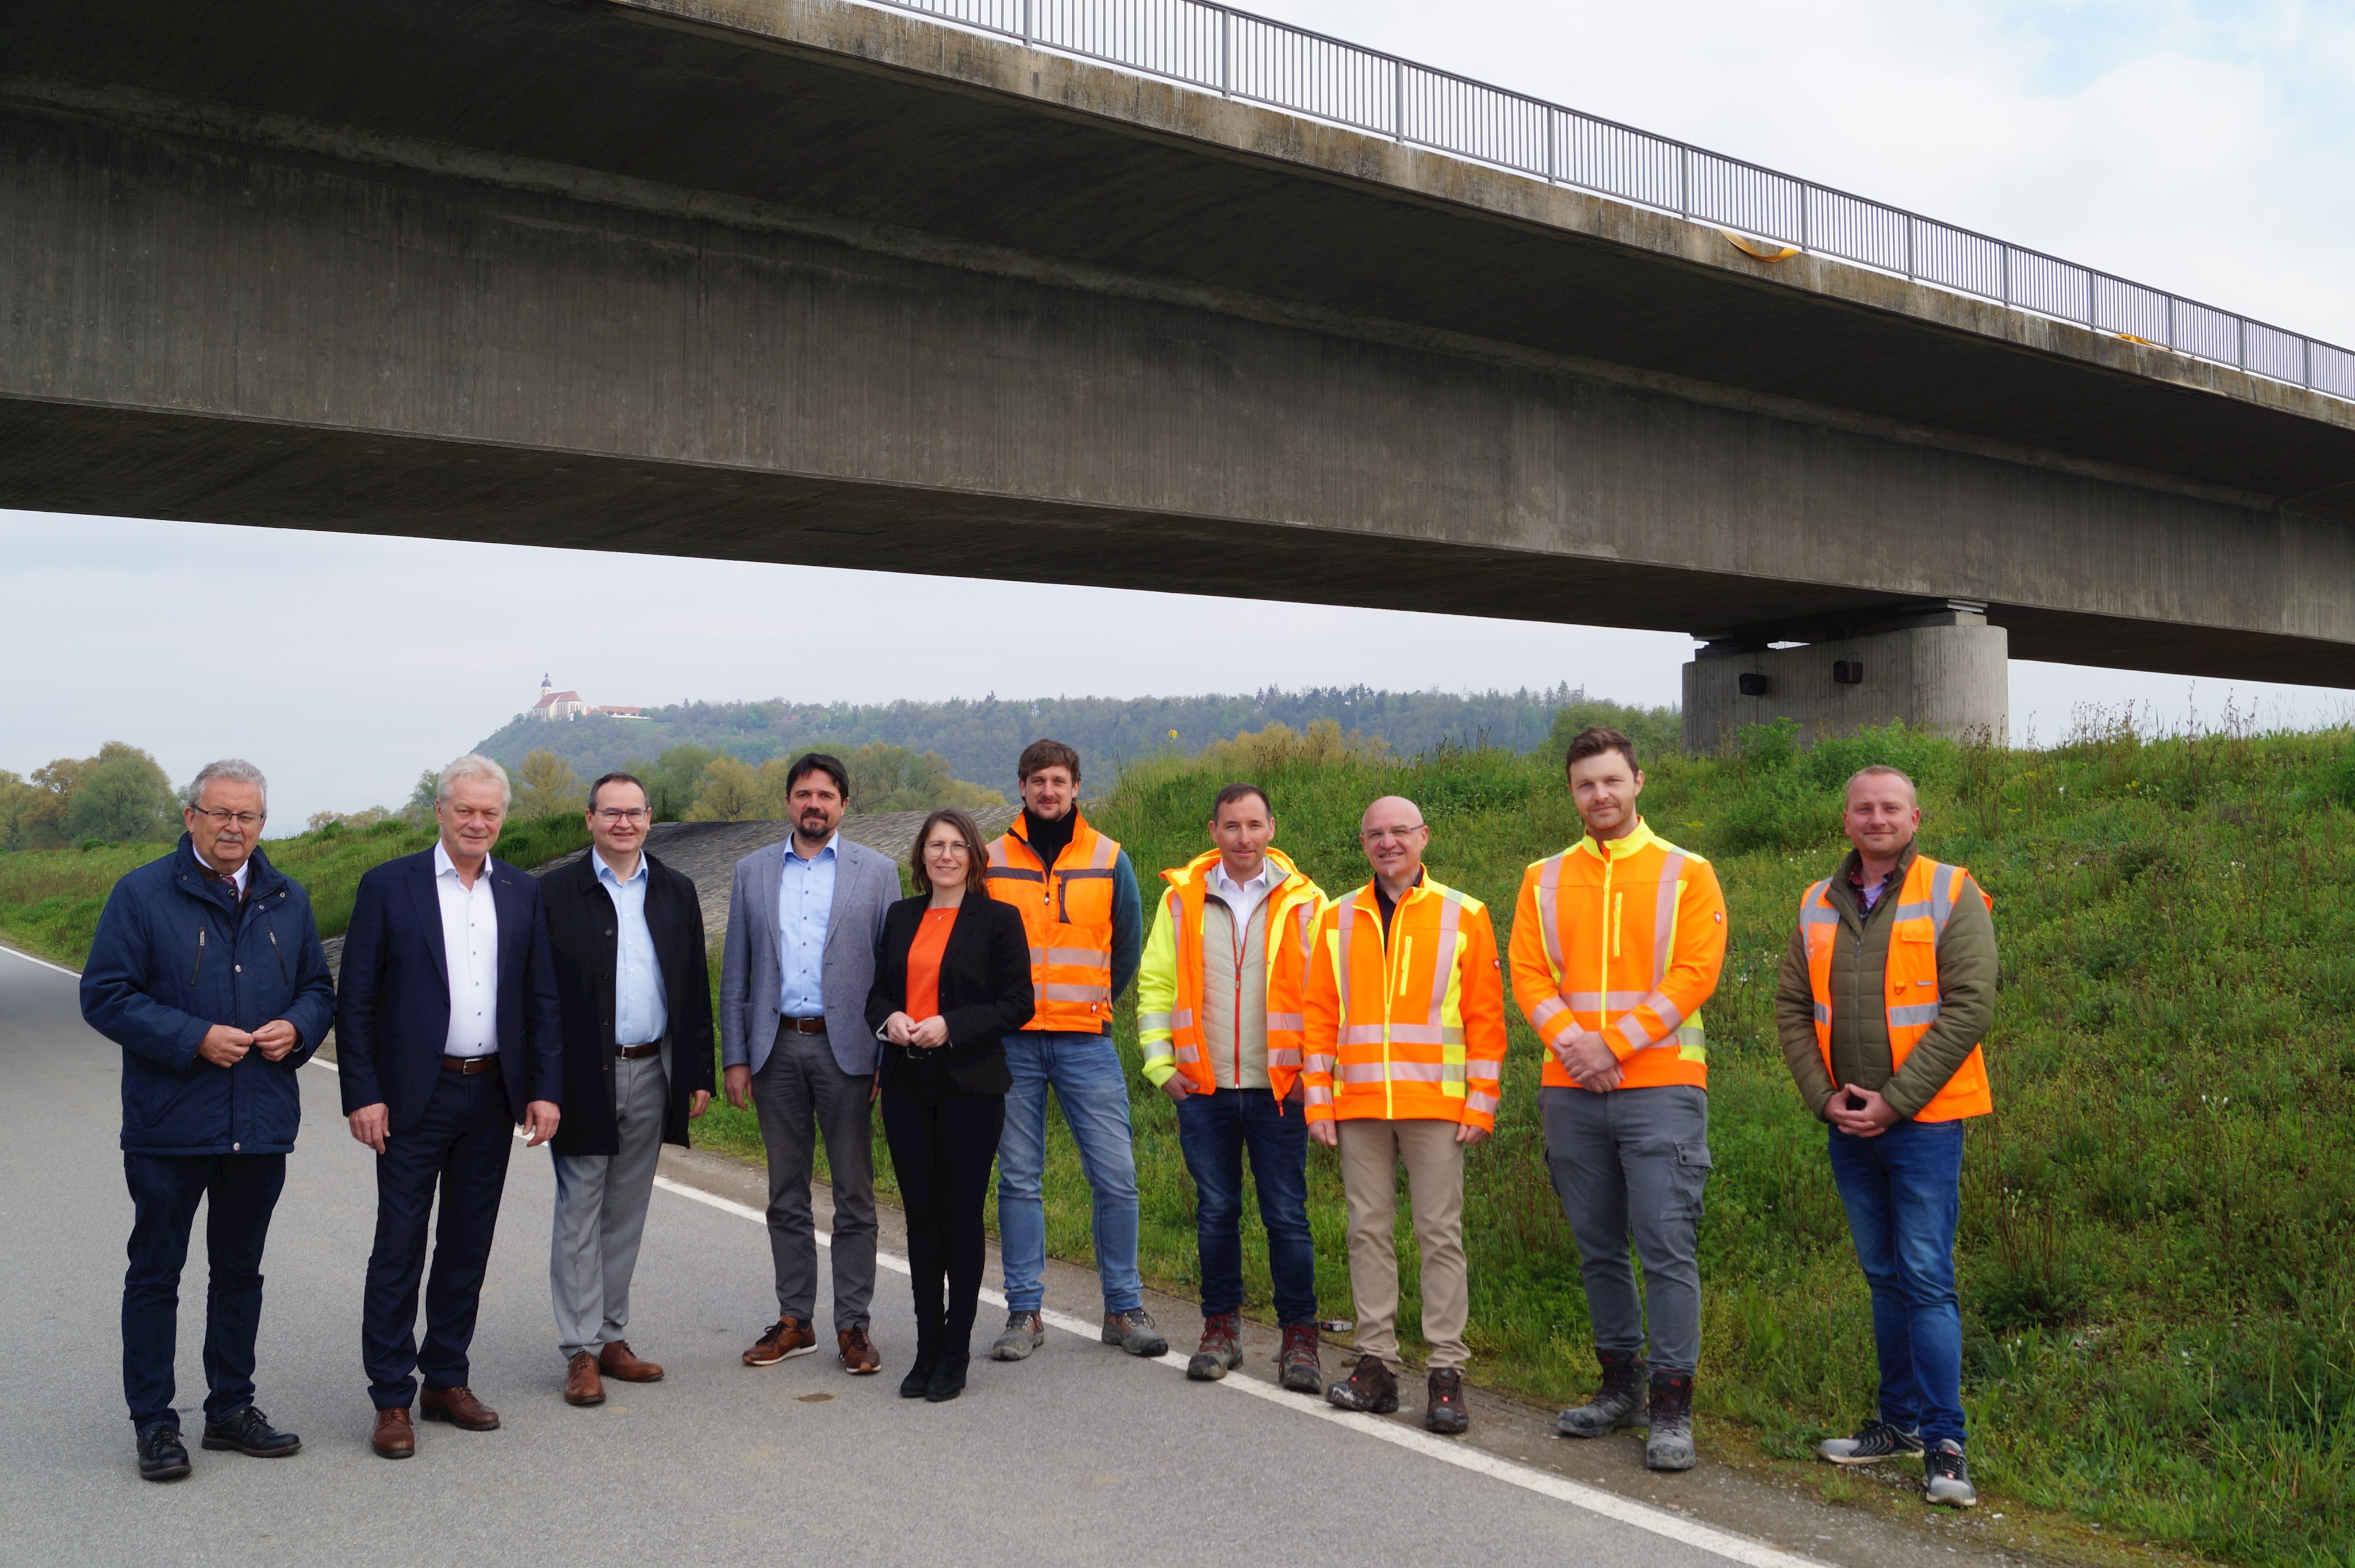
[1681,605,2009,756]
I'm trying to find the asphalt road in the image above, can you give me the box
[1,944,1801,1568]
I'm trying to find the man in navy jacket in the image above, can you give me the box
[80,759,335,1481]
[337,754,563,1459]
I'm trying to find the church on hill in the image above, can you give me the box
[527,674,643,722]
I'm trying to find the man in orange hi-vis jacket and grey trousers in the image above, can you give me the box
[1510,727,1727,1473]
[1284,793,1506,1436]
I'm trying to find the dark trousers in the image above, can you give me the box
[1172,1087,1317,1326]
[121,1152,287,1431]
[1829,1118,1969,1447]
[880,1090,1004,1362]
[361,1067,514,1409]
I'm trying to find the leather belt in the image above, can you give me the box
[778,1016,829,1035]
[616,1042,662,1060]
[441,1055,500,1075]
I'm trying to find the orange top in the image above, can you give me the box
[907,907,957,1022]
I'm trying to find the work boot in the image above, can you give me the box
[1923,1440,1979,1508]
[991,1309,1045,1361]
[1556,1347,1646,1437]
[1644,1370,1697,1471]
[1424,1367,1469,1435]
[1819,1418,1922,1465]
[136,1424,190,1481]
[599,1340,664,1382]
[200,1405,300,1458]
[1277,1321,1324,1395]
[1326,1353,1401,1414]
[1188,1312,1242,1381]
[563,1351,605,1407]
[1102,1308,1169,1358]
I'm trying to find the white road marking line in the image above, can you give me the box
[0,943,82,978]
[647,1174,1816,1567]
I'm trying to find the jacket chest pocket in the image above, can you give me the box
[1054,869,1117,927]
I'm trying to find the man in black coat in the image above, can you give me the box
[80,759,335,1481]
[540,772,715,1408]
[337,754,563,1459]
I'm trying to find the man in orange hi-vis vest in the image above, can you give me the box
[1509,727,1727,1472]
[1290,795,1506,1436]
[1773,764,1996,1511]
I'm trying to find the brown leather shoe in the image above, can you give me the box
[599,1340,664,1383]
[563,1351,605,1406]
[419,1385,500,1431]
[743,1316,818,1366]
[838,1325,881,1374]
[370,1406,415,1459]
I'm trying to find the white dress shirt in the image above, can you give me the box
[596,850,669,1047]
[435,841,500,1058]
[1207,859,1276,933]
[194,849,251,898]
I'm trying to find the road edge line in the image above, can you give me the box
[0,942,82,978]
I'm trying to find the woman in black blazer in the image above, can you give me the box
[866,808,1034,1402]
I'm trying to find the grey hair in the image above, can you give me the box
[1844,765,1918,804]
[185,758,268,813]
[435,753,513,810]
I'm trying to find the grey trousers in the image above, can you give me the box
[550,1048,669,1359]
[1541,1083,1712,1374]
[752,1027,876,1331]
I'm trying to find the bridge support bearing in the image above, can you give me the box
[1681,610,2008,756]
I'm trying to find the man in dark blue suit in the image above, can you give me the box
[337,754,563,1459]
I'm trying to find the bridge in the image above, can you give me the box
[5,0,2352,747]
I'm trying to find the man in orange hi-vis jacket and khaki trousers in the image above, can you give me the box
[1284,794,1506,1436]
[1510,727,1728,1473]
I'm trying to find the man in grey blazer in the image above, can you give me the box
[720,753,897,1375]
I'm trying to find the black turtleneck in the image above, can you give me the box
[1023,806,1077,872]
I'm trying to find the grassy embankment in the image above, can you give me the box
[13,732,2350,1565]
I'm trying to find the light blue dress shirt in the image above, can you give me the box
[596,852,669,1046]
[777,834,838,1019]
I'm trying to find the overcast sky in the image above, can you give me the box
[9,0,2351,827]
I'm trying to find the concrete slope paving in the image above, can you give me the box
[1,944,1825,1568]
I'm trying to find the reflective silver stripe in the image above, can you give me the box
[1138,1011,1173,1032]
[1614,1015,1649,1053]
[1890,901,1934,923]
[1169,1008,1194,1029]
[1426,892,1463,1026]
[1265,1048,1303,1068]
[987,839,1012,868]
[1039,983,1111,1003]
[1340,1024,1391,1046]
[1930,861,1959,936]
[1337,1061,1392,1083]
[1291,901,1317,961]
[1379,1024,1465,1046]
[1528,995,1570,1032]
[1465,1090,1500,1114]
[1890,1000,1943,1027]
[1637,991,1684,1033]
[1304,1085,1334,1105]
[1041,946,1106,967]
[1466,1058,1504,1077]
[1334,892,1359,1034]
[1266,1012,1305,1031]
[1303,1053,1337,1074]
[1800,880,1838,927]
[1536,852,1566,977]
[1341,1060,1456,1084]
[1173,1044,1203,1063]
[1812,1002,1831,1023]
[1653,852,1685,988]
[1564,990,1650,1010]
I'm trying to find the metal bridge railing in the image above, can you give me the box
[856,0,2355,404]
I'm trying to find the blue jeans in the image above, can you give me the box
[1173,1087,1316,1326]
[1828,1118,1968,1447]
[997,1032,1142,1314]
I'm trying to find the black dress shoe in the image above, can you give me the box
[923,1354,969,1404]
[137,1424,191,1481]
[201,1405,301,1458]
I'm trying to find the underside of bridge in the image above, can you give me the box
[5,0,2353,735]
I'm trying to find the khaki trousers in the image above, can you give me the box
[1336,1117,1468,1371]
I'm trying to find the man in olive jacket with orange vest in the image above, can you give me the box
[1509,727,1727,1472]
[1773,763,1996,1509]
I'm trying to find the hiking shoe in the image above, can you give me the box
[1923,1440,1978,1507]
[1103,1308,1169,1358]
[136,1424,190,1481]
[991,1309,1045,1361]
[742,1316,817,1366]
[1188,1311,1242,1381]
[1819,1419,1923,1466]
[1326,1352,1401,1414]
[1277,1321,1324,1395]
[1557,1347,1646,1437]
[1644,1369,1697,1471]
[200,1405,300,1457]
[1424,1367,1469,1434]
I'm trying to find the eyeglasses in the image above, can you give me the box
[192,808,264,827]
[593,808,650,824]
[1359,825,1425,844]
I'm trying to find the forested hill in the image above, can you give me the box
[472,685,1589,787]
